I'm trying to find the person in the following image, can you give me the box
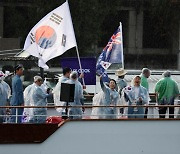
[77,72,86,113]
[0,71,11,123]
[64,71,84,119]
[140,68,151,118]
[91,76,122,119]
[140,68,151,91]
[115,68,128,115]
[29,76,52,123]
[10,64,24,123]
[22,83,34,123]
[123,76,149,118]
[176,99,180,118]
[155,71,179,118]
[53,67,71,114]
[115,68,127,96]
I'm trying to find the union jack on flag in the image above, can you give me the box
[103,28,122,58]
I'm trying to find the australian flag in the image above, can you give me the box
[96,23,124,82]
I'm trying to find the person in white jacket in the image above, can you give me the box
[30,76,52,123]
[53,67,71,114]
[0,71,11,123]
[123,76,149,118]
[65,71,83,119]
[91,76,122,119]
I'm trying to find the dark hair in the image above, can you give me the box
[14,64,23,72]
[118,75,125,79]
[135,75,141,80]
[63,67,71,75]
[110,79,117,85]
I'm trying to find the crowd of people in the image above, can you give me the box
[91,68,179,119]
[0,64,53,123]
[0,64,179,123]
[0,65,85,123]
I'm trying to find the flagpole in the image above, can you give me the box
[40,67,44,79]
[120,22,124,69]
[75,46,85,86]
[67,0,85,86]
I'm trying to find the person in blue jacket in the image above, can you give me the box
[53,67,71,114]
[91,76,122,119]
[65,71,84,119]
[29,76,52,123]
[10,64,24,123]
[123,75,149,118]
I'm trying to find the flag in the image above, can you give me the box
[96,23,124,82]
[23,1,77,69]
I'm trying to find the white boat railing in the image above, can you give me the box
[0,104,180,123]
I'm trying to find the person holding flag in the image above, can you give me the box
[53,67,72,114]
[91,75,122,119]
[92,23,124,118]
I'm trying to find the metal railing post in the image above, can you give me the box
[15,108,18,123]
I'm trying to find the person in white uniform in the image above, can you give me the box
[0,71,11,123]
[53,67,71,114]
[65,71,84,119]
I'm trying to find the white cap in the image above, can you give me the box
[70,71,78,79]
[34,76,42,82]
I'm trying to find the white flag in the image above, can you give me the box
[23,1,77,69]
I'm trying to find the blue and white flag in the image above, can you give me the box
[96,22,124,82]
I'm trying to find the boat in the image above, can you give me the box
[0,70,179,154]
[0,117,180,154]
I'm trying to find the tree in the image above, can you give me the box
[145,0,180,49]
[3,0,123,56]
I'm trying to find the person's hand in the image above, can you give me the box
[83,85,86,89]
[120,108,124,114]
[139,97,142,102]
[47,88,52,94]
[79,73,84,78]
[6,108,11,114]
[82,107,85,113]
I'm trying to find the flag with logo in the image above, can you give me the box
[96,23,124,82]
[23,1,77,69]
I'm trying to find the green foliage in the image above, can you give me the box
[70,0,121,54]
[3,0,123,55]
[3,0,179,54]
[146,0,180,48]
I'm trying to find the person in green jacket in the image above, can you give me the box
[140,68,151,118]
[155,71,179,118]
[140,68,150,91]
